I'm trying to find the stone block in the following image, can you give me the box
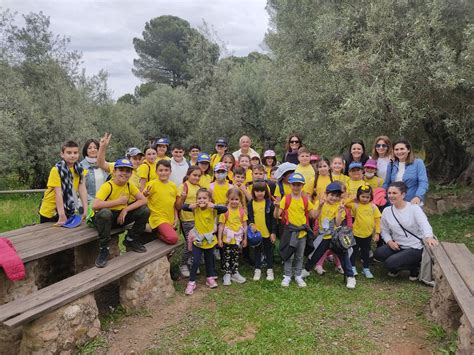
[19,294,101,355]
[119,256,175,310]
[457,314,474,355]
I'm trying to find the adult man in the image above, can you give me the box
[232,135,260,161]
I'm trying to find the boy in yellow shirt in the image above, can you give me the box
[39,141,88,225]
[295,147,315,194]
[93,158,149,268]
[275,173,316,288]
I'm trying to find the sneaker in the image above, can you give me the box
[231,272,246,284]
[409,270,419,281]
[409,275,418,281]
[362,268,374,279]
[206,277,218,288]
[253,269,261,281]
[196,267,200,275]
[281,276,291,287]
[223,273,231,286]
[346,276,356,289]
[388,271,400,278]
[295,276,307,288]
[185,281,196,295]
[352,266,358,276]
[300,269,311,278]
[95,247,110,268]
[211,275,218,280]
[123,239,147,253]
[336,266,344,274]
[180,265,190,278]
[315,265,326,275]
[266,269,274,281]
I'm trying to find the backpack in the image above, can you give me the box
[329,207,355,253]
[372,187,387,207]
[223,207,245,225]
[281,194,309,226]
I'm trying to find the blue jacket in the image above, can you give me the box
[383,159,429,202]
[247,198,277,235]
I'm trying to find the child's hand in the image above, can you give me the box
[337,202,345,214]
[373,233,380,242]
[270,233,276,244]
[143,186,151,197]
[180,190,187,199]
[55,214,67,226]
[189,203,197,210]
[242,238,247,248]
[117,209,127,225]
[100,132,112,147]
[117,194,129,205]
[319,196,326,206]
[207,202,215,209]
[274,196,281,205]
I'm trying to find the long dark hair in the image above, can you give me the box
[343,139,369,174]
[285,133,303,151]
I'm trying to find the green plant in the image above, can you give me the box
[77,336,108,354]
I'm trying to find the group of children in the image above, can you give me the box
[39,135,386,293]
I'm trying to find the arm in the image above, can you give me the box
[382,162,393,190]
[139,178,147,192]
[92,194,129,210]
[242,221,248,248]
[373,216,381,242]
[78,179,88,219]
[413,159,429,203]
[54,187,67,225]
[117,192,147,225]
[214,205,228,214]
[247,200,255,225]
[217,223,224,247]
[335,203,344,227]
[97,133,112,173]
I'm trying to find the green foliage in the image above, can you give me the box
[76,336,108,354]
[0,193,41,232]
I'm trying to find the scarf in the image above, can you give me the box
[56,160,84,217]
[85,156,98,167]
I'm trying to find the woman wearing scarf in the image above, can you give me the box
[80,139,110,202]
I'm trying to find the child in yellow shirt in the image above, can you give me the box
[238,154,253,185]
[154,138,171,161]
[262,150,277,180]
[363,159,384,190]
[346,162,367,203]
[197,153,212,189]
[330,156,350,186]
[137,146,158,191]
[349,185,381,279]
[295,147,316,194]
[182,188,228,295]
[210,163,233,205]
[305,157,333,200]
[221,153,236,183]
[218,188,248,285]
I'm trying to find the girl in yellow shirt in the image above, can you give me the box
[137,146,158,191]
[262,150,277,180]
[221,153,235,183]
[330,156,350,186]
[210,162,233,205]
[306,157,333,200]
[349,185,381,279]
[182,188,228,295]
[197,153,212,189]
[218,188,248,285]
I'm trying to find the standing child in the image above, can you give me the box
[210,162,233,205]
[221,153,236,183]
[295,147,316,193]
[39,141,88,224]
[175,166,202,277]
[302,182,357,289]
[363,159,384,190]
[169,144,189,187]
[218,188,248,285]
[238,154,253,185]
[331,156,350,186]
[346,162,366,202]
[197,153,212,189]
[182,188,228,295]
[145,160,179,245]
[275,173,315,287]
[250,156,261,169]
[232,167,252,203]
[92,158,149,267]
[262,150,277,180]
[137,146,158,191]
[210,138,228,170]
[306,157,333,199]
[248,181,277,281]
[349,185,381,278]
[154,138,171,160]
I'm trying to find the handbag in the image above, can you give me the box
[330,225,356,253]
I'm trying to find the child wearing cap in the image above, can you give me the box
[145,160,179,245]
[346,162,367,203]
[169,144,190,187]
[275,172,316,288]
[262,150,277,180]
[302,181,357,289]
[273,162,297,202]
[210,162,233,205]
[197,153,212,189]
[154,138,171,161]
[363,159,384,190]
[295,147,316,194]
[137,145,158,191]
[39,140,88,225]
[92,158,149,268]
[210,138,228,170]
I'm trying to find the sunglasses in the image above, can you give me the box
[290,140,300,144]
[376,144,388,148]
[216,144,226,148]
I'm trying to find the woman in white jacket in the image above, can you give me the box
[374,181,438,280]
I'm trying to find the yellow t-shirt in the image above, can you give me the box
[332,173,350,185]
[351,202,382,238]
[95,180,140,211]
[210,153,223,170]
[211,181,233,205]
[146,179,178,229]
[279,195,314,238]
[199,174,212,189]
[108,162,140,190]
[193,208,218,249]
[274,182,291,199]
[39,166,86,218]
[295,164,315,185]
[265,166,272,180]
[218,207,247,245]
[252,200,270,238]
[157,155,171,161]
[245,169,253,185]
[364,176,384,190]
[314,200,346,239]
[346,179,366,200]
[137,160,157,182]
[313,175,332,199]
[227,170,234,184]
[178,182,200,222]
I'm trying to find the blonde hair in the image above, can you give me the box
[226,187,244,206]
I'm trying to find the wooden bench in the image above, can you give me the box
[430,242,474,354]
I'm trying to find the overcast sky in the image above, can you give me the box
[4,0,270,98]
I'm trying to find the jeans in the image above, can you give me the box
[189,245,216,282]
[284,237,306,277]
[255,237,274,269]
[350,236,372,269]
[180,221,194,266]
[374,245,422,275]
[305,238,354,277]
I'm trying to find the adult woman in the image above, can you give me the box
[374,182,437,279]
[342,140,369,175]
[371,136,393,181]
[210,137,228,170]
[382,138,428,205]
[80,139,109,202]
[282,134,302,164]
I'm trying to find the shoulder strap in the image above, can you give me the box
[104,181,114,201]
[302,195,309,224]
[278,181,285,196]
[344,207,353,228]
[281,195,292,225]
[239,207,245,223]
[390,206,422,241]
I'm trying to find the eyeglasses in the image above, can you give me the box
[290,140,300,144]
[375,144,388,148]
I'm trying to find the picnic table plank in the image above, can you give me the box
[2,223,53,238]
[433,244,474,327]
[442,242,474,295]
[0,240,180,328]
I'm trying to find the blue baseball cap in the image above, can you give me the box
[62,214,82,228]
[155,138,169,146]
[326,182,343,193]
[197,153,211,163]
[114,158,133,169]
[288,172,305,184]
[348,162,363,170]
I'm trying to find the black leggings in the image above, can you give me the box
[254,237,274,269]
[350,236,372,269]
[305,239,354,277]
[374,245,422,276]
[189,246,216,282]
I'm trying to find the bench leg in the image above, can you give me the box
[457,314,474,354]
[119,256,175,310]
[19,293,101,354]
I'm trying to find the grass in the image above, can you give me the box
[76,336,108,354]
[0,193,42,233]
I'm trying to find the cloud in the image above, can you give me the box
[3,0,269,98]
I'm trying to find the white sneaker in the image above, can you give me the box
[266,269,274,281]
[336,266,344,274]
[315,265,326,275]
[352,266,358,276]
[231,272,246,284]
[300,269,311,278]
[253,269,261,281]
[387,271,399,278]
[179,265,190,278]
[196,267,200,275]
[295,276,307,288]
[223,273,231,286]
[281,276,291,287]
[346,276,356,289]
